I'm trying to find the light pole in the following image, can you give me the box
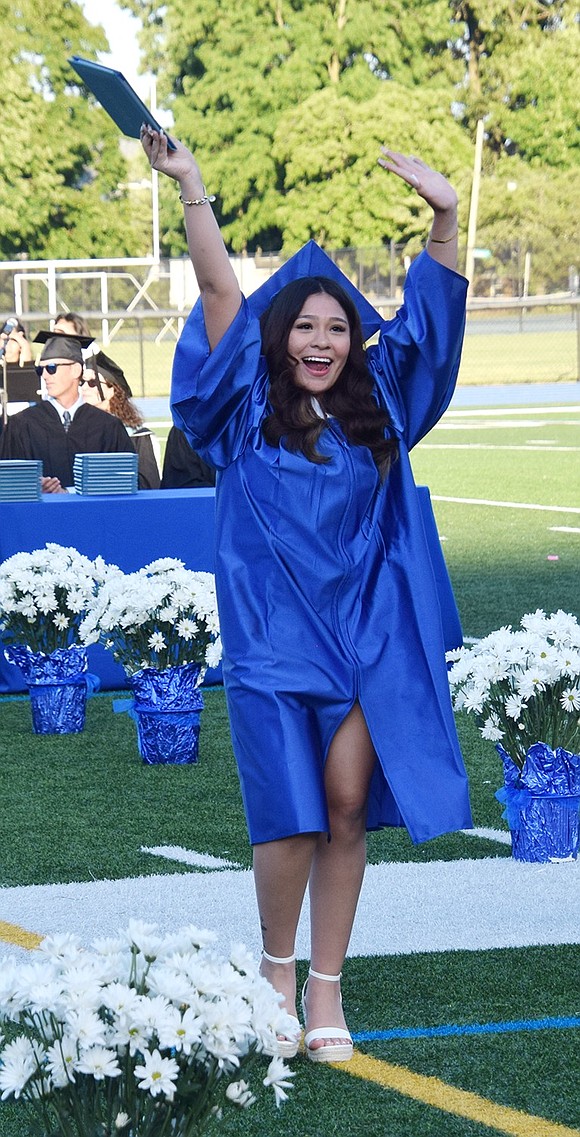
[150,76,160,264]
[464,118,484,297]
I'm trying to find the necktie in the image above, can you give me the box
[62,410,72,432]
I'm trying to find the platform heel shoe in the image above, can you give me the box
[261,950,302,1059]
[301,967,353,1063]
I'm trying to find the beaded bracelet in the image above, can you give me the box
[179,191,216,206]
[428,231,458,244]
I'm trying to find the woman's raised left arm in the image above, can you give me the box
[377,148,458,272]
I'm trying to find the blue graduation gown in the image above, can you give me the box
[172,251,473,844]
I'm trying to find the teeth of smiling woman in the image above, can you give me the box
[303,356,332,371]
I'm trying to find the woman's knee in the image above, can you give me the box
[327,793,368,839]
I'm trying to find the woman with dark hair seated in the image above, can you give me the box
[81,351,161,489]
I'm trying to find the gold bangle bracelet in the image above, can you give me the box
[428,231,458,244]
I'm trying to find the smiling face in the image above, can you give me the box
[287,292,351,394]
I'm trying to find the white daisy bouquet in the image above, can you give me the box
[447,609,580,769]
[79,559,222,677]
[0,544,109,656]
[0,920,295,1137]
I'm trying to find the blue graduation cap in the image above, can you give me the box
[246,240,384,343]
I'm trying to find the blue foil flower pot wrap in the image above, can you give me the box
[495,742,580,863]
[121,663,205,765]
[4,645,99,734]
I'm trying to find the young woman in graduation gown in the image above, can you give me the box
[141,126,472,1064]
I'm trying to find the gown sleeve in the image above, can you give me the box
[0,414,27,459]
[367,251,468,449]
[171,298,267,470]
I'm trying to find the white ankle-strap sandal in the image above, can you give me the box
[301,968,353,1063]
[261,950,302,1060]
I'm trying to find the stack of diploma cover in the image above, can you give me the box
[0,460,43,501]
[73,452,138,495]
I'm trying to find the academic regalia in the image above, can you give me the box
[0,401,135,485]
[160,426,216,489]
[171,244,473,846]
[130,427,161,490]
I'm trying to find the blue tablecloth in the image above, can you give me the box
[0,486,461,693]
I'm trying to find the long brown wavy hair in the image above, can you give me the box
[260,276,397,478]
[109,388,143,428]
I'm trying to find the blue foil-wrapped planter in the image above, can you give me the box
[119,663,204,765]
[495,742,580,863]
[4,644,99,735]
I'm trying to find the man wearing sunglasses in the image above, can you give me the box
[0,331,135,492]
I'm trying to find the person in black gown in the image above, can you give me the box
[160,426,216,489]
[0,331,134,492]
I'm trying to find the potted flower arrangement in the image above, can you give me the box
[447,609,580,862]
[0,543,107,734]
[79,559,222,765]
[0,919,295,1137]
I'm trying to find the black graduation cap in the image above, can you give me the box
[34,330,94,365]
[246,240,384,343]
[85,350,132,397]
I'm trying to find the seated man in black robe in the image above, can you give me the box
[0,331,135,493]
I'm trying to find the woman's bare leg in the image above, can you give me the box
[253,832,318,1016]
[305,703,377,1048]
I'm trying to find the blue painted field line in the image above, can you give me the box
[352,1015,580,1043]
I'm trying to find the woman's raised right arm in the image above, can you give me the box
[140,126,242,351]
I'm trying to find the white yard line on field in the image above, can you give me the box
[548,526,580,534]
[462,827,512,846]
[444,406,580,418]
[141,845,241,870]
[0,855,578,963]
[420,444,580,452]
[431,496,580,514]
[433,420,580,430]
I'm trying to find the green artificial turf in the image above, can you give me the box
[0,695,510,888]
[410,414,580,636]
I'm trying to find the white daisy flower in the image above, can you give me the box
[262,1055,296,1107]
[561,688,580,712]
[148,631,166,652]
[0,1036,38,1100]
[75,1046,121,1080]
[45,1036,77,1088]
[134,1049,179,1100]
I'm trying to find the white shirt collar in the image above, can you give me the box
[47,394,84,423]
[311,397,327,419]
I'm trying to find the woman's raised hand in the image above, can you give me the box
[140,125,203,188]
[378,148,458,214]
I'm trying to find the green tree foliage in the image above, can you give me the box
[448,1,579,288]
[123,0,463,253]
[449,1,579,164]
[272,85,473,251]
[0,0,150,258]
[5,0,575,272]
[123,0,578,269]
